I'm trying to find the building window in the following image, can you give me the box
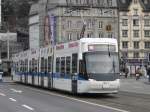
[87,32,93,38]
[122,30,128,37]
[76,21,81,28]
[67,33,72,41]
[122,41,128,48]
[122,19,128,26]
[122,52,128,58]
[99,32,103,38]
[122,12,127,16]
[133,19,139,26]
[77,33,80,40]
[87,20,93,29]
[145,42,150,48]
[134,41,139,49]
[133,30,139,37]
[133,52,139,58]
[98,21,103,28]
[144,30,150,37]
[133,9,138,16]
[108,0,112,6]
[144,19,150,26]
[67,20,72,28]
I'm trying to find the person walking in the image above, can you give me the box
[147,66,150,82]
[136,68,141,80]
[125,67,129,78]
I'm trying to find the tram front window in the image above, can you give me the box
[84,52,119,81]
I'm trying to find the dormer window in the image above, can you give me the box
[122,0,126,3]
[134,0,137,3]
[108,0,112,6]
[144,0,148,4]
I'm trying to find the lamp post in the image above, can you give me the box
[6,30,10,61]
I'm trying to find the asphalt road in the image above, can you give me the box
[0,82,150,112]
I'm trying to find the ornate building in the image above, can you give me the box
[29,0,119,48]
[118,0,150,73]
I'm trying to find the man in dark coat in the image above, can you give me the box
[147,66,150,82]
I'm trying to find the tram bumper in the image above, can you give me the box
[79,79,120,94]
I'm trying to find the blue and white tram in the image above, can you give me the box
[12,38,120,94]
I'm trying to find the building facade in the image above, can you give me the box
[118,0,150,73]
[0,33,23,75]
[0,33,23,60]
[29,3,40,49]
[29,0,119,48]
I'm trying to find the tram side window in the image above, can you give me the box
[66,57,71,74]
[21,61,23,72]
[72,54,78,73]
[45,59,48,73]
[56,58,60,72]
[34,60,37,72]
[48,56,52,72]
[25,59,28,72]
[22,61,24,72]
[17,62,19,72]
[16,62,18,72]
[41,57,44,72]
[32,59,34,72]
[61,57,65,74]
[29,60,32,72]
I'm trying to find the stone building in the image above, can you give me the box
[29,0,119,49]
[118,0,150,74]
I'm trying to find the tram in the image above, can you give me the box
[12,38,120,94]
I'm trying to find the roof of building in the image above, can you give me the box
[29,3,39,16]
[141,0,150,11]
[29,0,119,16]
[118,0,150,11]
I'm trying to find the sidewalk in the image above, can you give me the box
[0,76,13,83]
[120,76,150,95]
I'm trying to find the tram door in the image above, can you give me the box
[20,60,23,82]
[48,56,52,89]
[40,57,44,87]
[25,59,28,84]
[32,59,35,85]
[71,54,78,93]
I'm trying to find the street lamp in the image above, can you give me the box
[6,30,10,61]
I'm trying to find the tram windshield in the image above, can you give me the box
[84,52,119,81]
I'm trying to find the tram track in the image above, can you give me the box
[2,82,150,112]
[77,92,150,112]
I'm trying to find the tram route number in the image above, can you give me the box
[102,82,110,89]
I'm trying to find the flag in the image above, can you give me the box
[49,15,56,47]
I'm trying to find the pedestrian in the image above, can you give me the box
[125,67,129,78]
[136,68,141,80]
[147,65,150,82]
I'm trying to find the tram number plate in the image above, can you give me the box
[103,82,110,89]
